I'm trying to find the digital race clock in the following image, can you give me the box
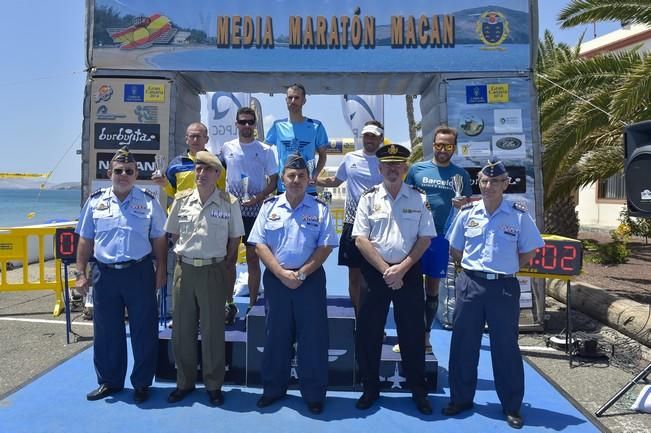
[55,227,79,263]
[519,234,583,276]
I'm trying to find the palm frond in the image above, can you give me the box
[559,0,651,28]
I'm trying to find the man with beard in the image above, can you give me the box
[400,126,472,354]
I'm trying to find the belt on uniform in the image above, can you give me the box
[463,269,515,280]
[99,255,149,270]
[178,256,224,267]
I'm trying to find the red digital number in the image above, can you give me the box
[59,231,75,256]
[560,245,577,271]
[541,244,557,270]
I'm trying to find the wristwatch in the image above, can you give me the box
[73,270,86,278]
[296,271,306,281]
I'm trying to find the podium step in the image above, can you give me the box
[155,318,247,384]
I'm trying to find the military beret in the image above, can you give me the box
[376,143,410,162]
[195,150,222,170]
[111,146,136,163]
[284,153,307,170]
[481,159,507,177]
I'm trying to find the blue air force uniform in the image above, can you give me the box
[446,167,543,415]
[247,190,338,404]
[76,186,167,390]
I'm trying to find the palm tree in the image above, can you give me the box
[537,3,651,236]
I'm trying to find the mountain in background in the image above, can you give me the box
[0,179,81,190]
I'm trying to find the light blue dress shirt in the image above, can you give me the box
[248,194,338,269]
[76,187,167,264]
[447,199,544,274]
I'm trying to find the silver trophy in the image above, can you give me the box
[306,159,316,182]
[452,174,464,199]
[153,154,167,178]
[240,174,251,203]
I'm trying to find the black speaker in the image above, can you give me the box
[624,121,651,217]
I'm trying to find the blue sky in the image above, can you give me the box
[0,1,619,183]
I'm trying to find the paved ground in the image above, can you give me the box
[1,263,650,432]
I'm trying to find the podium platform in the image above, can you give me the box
[156,296,438,393]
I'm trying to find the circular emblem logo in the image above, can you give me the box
[476,11,510,47]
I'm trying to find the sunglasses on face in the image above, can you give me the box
[236,119,255,126]
[112,168,135,176]
[434,143,454,152]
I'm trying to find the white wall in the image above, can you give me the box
[576,183,625,230]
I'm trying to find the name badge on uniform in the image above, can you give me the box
[302,214,320,227]
[501,225,518,236]
[402,208,421,214]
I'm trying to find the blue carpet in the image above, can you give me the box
[0,254,600,432]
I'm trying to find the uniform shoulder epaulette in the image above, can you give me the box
[513,201,527,213]
[362,186,378,196]
[314,196,327,206]
[221,190,238,204]
[263,195,279,203]
[90,188,105,198]
[461,202,477,211]
[175,189,193,200]
[142,189,156,200]
[410,185,426,195]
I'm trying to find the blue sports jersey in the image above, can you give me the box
[405,161,472,234]
[265,117,329,193]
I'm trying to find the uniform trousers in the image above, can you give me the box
[92,258,158,389]
[357,259,426,396]
[172,260,227,391]
[449,271,523,413]
[261,266,329,404]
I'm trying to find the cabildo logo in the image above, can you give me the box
[94,123,160,150]
[476,11,510,48]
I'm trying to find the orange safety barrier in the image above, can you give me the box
[0,223,76,316]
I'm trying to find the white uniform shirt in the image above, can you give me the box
[352,182,436,263]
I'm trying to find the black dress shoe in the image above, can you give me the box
[207,389,224,406]
[307,401,324,414]
[413,394,433,415]
[86,384,123,401]
[355,390,379,410]
[505,412,524,429]
[442,401,474,416]
[256,394,282,408]
[133,387,149,404]
[167,387,195,403]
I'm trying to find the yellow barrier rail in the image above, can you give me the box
[0,223,76,316]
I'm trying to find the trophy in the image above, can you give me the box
[306,159,316,184]
[452,174,464,199]
[240,174,251,203]
[153,154,167,178]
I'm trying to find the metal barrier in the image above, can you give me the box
[0,223,76,316]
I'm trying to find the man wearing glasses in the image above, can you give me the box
[443,160,543,429]
[401,126,472,355]
[222,107,279,310]
[75,146,167,404]
[265,83,328,195]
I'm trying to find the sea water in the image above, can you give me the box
[0,189,81,227]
